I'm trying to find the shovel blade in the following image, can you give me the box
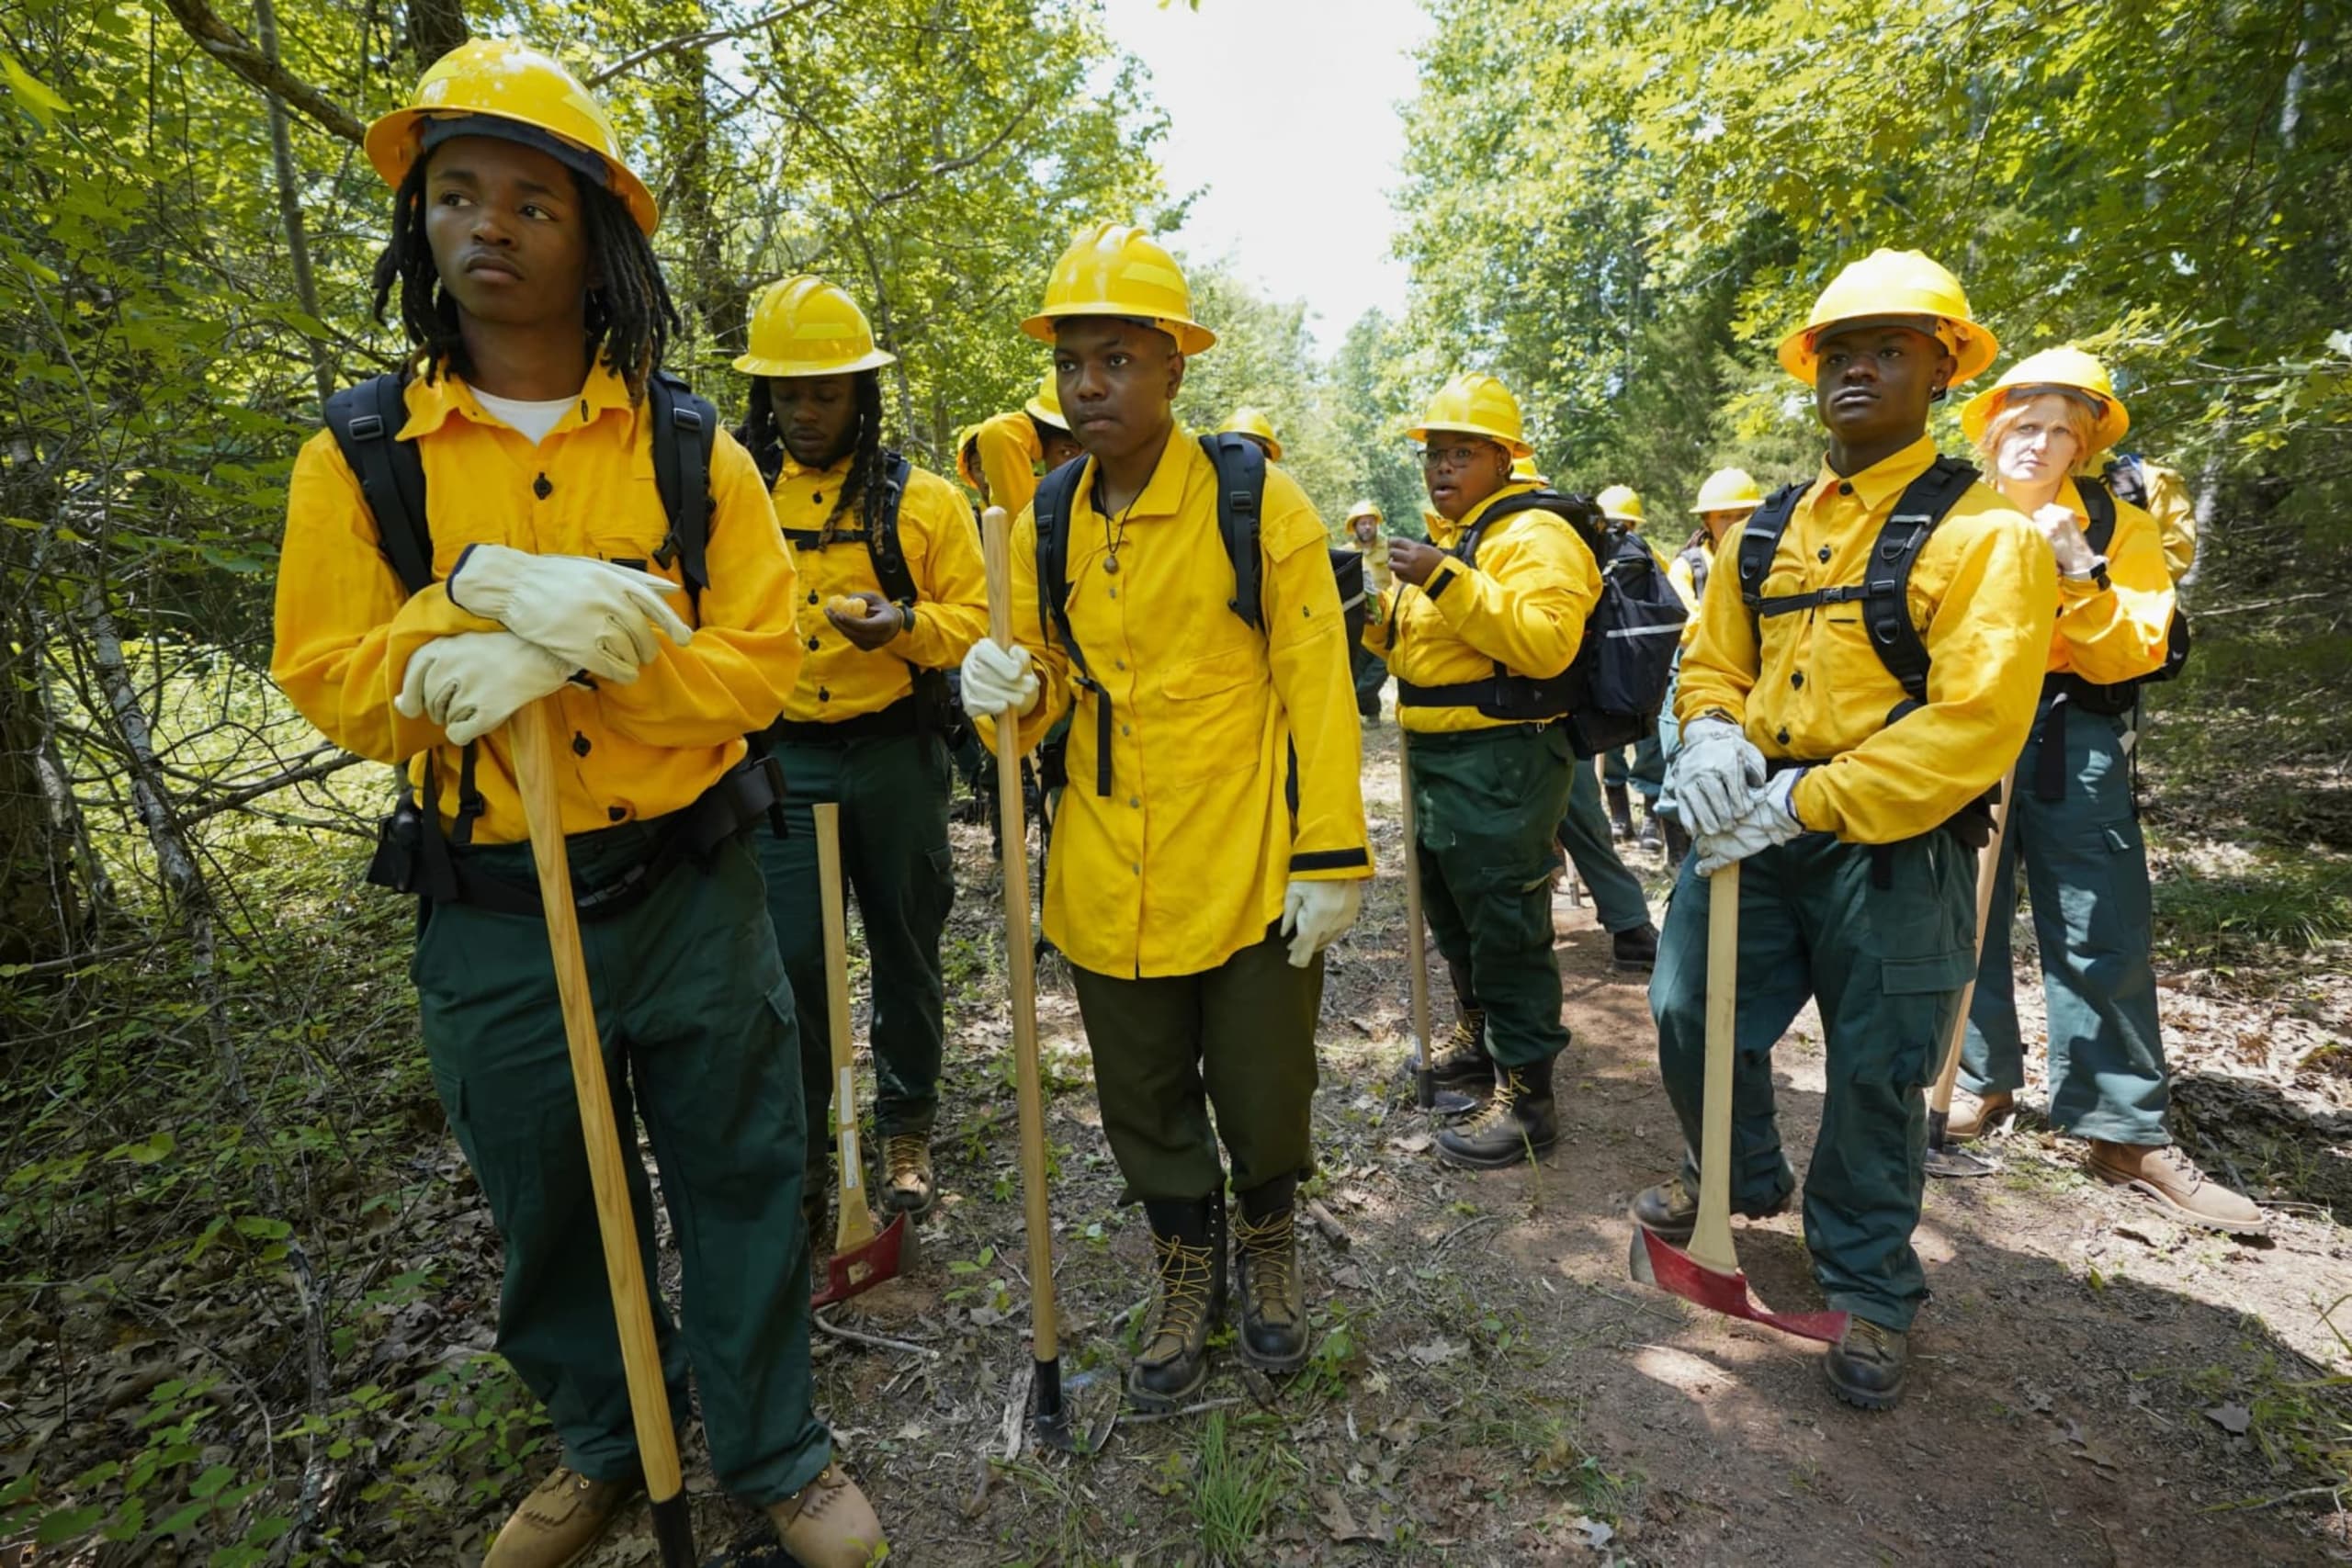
[811,1212,907,1308]
[1925,1142,1997,1179]
[1637,1227,1849,1345]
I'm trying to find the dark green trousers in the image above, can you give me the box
[1351,640,1388,718]
[758,730,955,1146]
[1069,931,1322,1201]
[1603,737,1666,801]
[1555,754,1655,935]
[415,826,827,1506]
[1963,696,2168,1144]
[1410,722,1577,1068]
[1647,831,1977,1330]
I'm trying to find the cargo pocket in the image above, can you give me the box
[1871,948,1977,1089]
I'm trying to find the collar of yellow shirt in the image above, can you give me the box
[1804,433,1940,513]
[395,362,638,443]
[1422,479,1540,554]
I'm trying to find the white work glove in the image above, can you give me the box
[1668,715,1768,836]
[394,632,575,746]
[1281,878,1363,968]
[958,637,1038,717]
[1693,768,1809,876]
[2032,503,2102,580]
[446,543,693,684]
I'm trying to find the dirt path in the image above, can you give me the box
[559,728,2352,1565]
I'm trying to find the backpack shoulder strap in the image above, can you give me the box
[1868,455,1980,709]
[864,452,919,604]
[325,372,432,595]
[1199,433,1266,631]
[1032,455,1088,660]
[647,370,716,612]
[2075,473,2119,556]
[1736,481,1808,612]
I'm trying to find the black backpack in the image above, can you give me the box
[1393,491,1687,758]
[326,367,718,608]
[2066,473,2191,714]
[1032,433,1367,795]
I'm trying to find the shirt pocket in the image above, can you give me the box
[591,477,693,613]
[1156,645,1269,784]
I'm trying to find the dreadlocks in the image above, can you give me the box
[736,371,891,546]
[368,158,679,400]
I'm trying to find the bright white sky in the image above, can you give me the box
[1098,0,1432,355]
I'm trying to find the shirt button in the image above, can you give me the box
[811,491,823,505]
[607,806,626,822]
[1792,671,1804,688]
[1132,863,1140,874]
[1121,724,1132,736]
[808,637,821,651]
[1817,546,1832,562]
[1838,481,1853,496]
[808,592,820,605]
[818,688,831,703]
[1777,728,1791,745]
[533,473,552,500]
[571,732,592,756]
[1108,586,1118,599]
[1129,795,1140,808]
[1114,659,1125,671]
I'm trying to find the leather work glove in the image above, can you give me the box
[958,637,1038,717]
[1692,768,1808,876]
[1281,878,1363,968]
[1668,715,1768,837]
[394,632,575,747]
[446,543,694,684]
[2032,503,2102,580]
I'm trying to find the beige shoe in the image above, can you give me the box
[882,1134,934,1216]
[482,1467,642,1568]
[2088,1140,2268,1235]
[765,1461,887,1568]
[1946,1088,2014,1141]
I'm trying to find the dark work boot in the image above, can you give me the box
[1435,1056,1558,1168]
[1627,1172,1792,1244]
[1824,1319,1909,1411]
[1605,783,1634,841]
[1611,922,1659,973]
[1130,1197,1225,1410]
[1661,815,1692,865]
[1637,809,1663,852]
[1232,1176,1308,1373]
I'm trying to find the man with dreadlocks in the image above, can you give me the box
[268,42,884,1568]
[733,274,989,1225]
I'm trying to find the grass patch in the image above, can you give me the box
[1190,1411,1295,1563]
[2153,852,2352,961]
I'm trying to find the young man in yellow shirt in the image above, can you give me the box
[958,223,1371,1409]
[1368,374,1600,1167]
[1345,500,1390,722]
[732,275,989,1223]
[271,41,880,1567]
[957,367,1085,517]
[1637,250,2057,1412]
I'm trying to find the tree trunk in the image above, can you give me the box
[0,626,82,969]
[254,0,334,411]
[407,0,468,73]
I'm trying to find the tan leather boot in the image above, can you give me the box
[882,1134,934,1216]
[482,1467,641,1568]
[765,1461,887,1568]
[1945,1088,2014,1140]
[2088,1141,2268,1235]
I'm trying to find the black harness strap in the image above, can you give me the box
[1032,455,1114,796]
[647,370,714,614]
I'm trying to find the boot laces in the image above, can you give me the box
[1436,1011,1487,1066]
[1144,1231,1216,1359]
[885,1134,929,1182]
[2143,1144,2206,1192]
[1457,1067,1528,1139]
[778,1462,847,1526]
[1234,1208,1297,1319]
[1845,1320,1902,1366]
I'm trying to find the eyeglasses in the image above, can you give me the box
[1420,444,1487,470]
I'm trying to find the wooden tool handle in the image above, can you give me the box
[1398,731,1432,1106]
[1928,767,2020,1115]
[981,505,1060,1365]
[510,699,685,1506]
[1690,861,1741,1275]
[812,802,875,1252]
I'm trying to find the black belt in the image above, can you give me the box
[765,694,922,747]
[1763,755,1996,887]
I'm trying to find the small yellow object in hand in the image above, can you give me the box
[827,594,869,619]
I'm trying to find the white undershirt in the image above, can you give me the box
[472,388,578,445]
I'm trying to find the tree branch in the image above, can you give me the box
[158,0,365,143]
[176,750,373,824]
[588,0,834,86]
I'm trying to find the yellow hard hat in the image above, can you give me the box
[1408,373,1533,459]
[1345,499,1382,523]
[366,39,658,235]
[731,275,897,378]
[1777,248,1998,387]
[1690,468,1765,513]
[1510,455,1552,487]
[1023,367,1069,432]
[1023,222,1216,355]
[1959,345,2132,454]
[1598,484,1645,525]
[1218,407,1283,460]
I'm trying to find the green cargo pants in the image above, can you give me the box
[1351,640,1388,719]
[1603,736,1666,802]
[1555,754,1656,935]
[1647,829,1977,1330]
[1069,931,1322,1201]
[414,823,828,1506]
[758,729,955,1145]
[1411,722,1576,1069]
[1962,695,2169,1145]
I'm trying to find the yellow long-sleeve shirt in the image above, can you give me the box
[1001,427,1370,978]
[2134,459,2197,583]
[271,367,803,844]
[1365,482,1601,735]
[1676,436,2057,844]
[2048,477,2174,683]
[770,453,989,723]
[960,410,1045,517]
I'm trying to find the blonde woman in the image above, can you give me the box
[1951,347,2264,1234]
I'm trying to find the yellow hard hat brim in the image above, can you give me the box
[1407,422,1533,460]
[366,107,660,235]
[1023,396,1070,431]
[1690,500,1761,515]
[729,345,899,378]
[1020,307,1216,355]
[1958,382,2131,452]
[1777,317,2000,388]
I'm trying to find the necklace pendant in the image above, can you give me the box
[1103,552,1121,575]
